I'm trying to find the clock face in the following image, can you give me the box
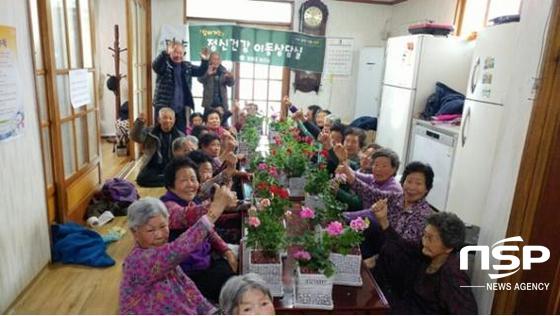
[304,6,323,28]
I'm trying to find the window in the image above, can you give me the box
[456,0,521,36]
[185,0,293,25]
[185,0,292,118]
[238,63,284,117]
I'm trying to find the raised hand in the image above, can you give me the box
[333,143,348,163]
[224,152,238,169]
[200,47,210,60]
[335,163,355,184]
[293,110,305,122]
[208,184,238,222]
[371,198,389,229]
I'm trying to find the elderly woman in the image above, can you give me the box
[186,112,204,135]
[336,157,434,244]
[160,158,238,302]
[372,207,478,314]
[119,191,235,314]
[357,143,382,174]
[219,273,275,315]
[172,136,198,159]
[204,109,227,137]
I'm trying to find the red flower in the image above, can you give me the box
[304,136,313,145]
[318,163,326,170]
[270,185,289,199]
[320,149,329,158]
[257,182,269,191]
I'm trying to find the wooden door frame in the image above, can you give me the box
[126,0,152,159]
[492,1,560,313]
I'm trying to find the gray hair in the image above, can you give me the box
[219,273,272,314]
[158,107,175,118]
[186,135,199,147]
[426,212,466,251]
[127,197,169,230]
[325,114,340,125]
[173,136,199,154]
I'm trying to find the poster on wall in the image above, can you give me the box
[69,69,91,108]
[324,37,354,76]
[0,25,24,142]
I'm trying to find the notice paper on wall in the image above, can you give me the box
[324,37,354,76]
[69,69,91,108]
[0,25,24,142]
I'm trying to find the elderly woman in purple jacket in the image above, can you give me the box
[119,187,236,314]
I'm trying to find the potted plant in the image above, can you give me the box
[290,211,336,310]
[245,194,290,297]
[323,218,369,286]
[304,162,330,210]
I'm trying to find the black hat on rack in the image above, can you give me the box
[106,75,118,94]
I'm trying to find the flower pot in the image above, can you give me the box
[288,177,306,198]
[304,193,326,211]
[294,267,334,310]
[244,243,284,297]
[329,250,363,286]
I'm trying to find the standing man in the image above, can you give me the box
[152,41,210,132]
[199,52,235,115]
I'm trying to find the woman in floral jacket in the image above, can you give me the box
[160,157,238,302]
[119,187,236,314]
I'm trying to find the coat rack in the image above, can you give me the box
[108,25,127,120]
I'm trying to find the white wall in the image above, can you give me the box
[0,2,51,312]
[151,0,184,60]
[94,0,128,136]
[470,0,553,313]
[290,0,392,122]
[389,0,457,37]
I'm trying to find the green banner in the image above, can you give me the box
[188,24,325,73]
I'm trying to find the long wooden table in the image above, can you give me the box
[238,136,389,313]
[238,242,390,314]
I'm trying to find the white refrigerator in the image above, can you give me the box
[376,35,473,173]
[446,22,520,226]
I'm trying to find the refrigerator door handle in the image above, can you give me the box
[470,57,481,94]
[461,106,472,147]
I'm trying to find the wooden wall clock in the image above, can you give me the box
[295,0,328,93]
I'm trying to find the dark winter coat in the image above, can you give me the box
[152,50,209,111]
[198,64,235,110]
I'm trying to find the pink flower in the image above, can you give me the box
[268,166,279,178]
[258,163,268,171]
[259,198,271,209]
[326,221,344,236]
[248,216,261,228]
[285,210,293,217]
[350,217,369,232]
[299,207,315,219]
[293,250,311,261]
